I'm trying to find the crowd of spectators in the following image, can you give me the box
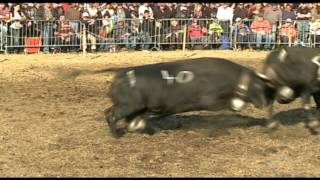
[0,2,319,53]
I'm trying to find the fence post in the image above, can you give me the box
[288,24,292,47]
[82,23,87,57]
[182,24,187,55]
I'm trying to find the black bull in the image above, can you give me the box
[99,57,276,138]
[261,47,320,134]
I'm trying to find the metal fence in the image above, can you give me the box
[0,18,319,54]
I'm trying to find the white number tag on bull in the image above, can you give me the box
[161,70,194,85]
[311,55,320,81]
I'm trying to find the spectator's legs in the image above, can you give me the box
[271,22,277,48]
[11,28,20,53]
[296,20,309,46]
[264,34,272,50]
[87,33,96,52]
[281,36,289,47]
[142,32,151,50]
[0,24,7,50]
[255,33,262,49]
[129,35,137,49]
[42,23,53,53]
[70,21,79,52]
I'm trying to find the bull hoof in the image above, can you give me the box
[308,120,320,129]
[127,119,146,132]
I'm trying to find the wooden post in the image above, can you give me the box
[182,25,187,55]
[82,24,87,57]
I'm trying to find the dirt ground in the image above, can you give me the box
[1,50,320,177]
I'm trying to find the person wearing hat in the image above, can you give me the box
[250,14,272,50]
[279,18,297,47]
[310,17,320,48]
[231,17,250,50]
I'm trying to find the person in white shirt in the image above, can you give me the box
[216,3,234,35]
[138,3,153,20]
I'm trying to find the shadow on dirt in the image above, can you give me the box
[141,108,318,136]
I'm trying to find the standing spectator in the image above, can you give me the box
[114,4,127,22]
[187,19,207,49]
[279,18,297,47]
[263,3,282,48]
[250,14,272,50]
[176,3,191,20]
[97,12,113,51]
[310,17,320,48]
[138,3,153,20]
[203,3,218,19]
[231,17,250,50]
[53,15,73,52]
[296,3,311,46]
[22,3,38,37]
[163,19,183,50]
[249,3,264,20]
[165,3,176,18]
[139,10,154,51]
[51,3,64,20]
[81,11,98,53]
[310,3,320,21]
[216,3,234,36]
[0,3,10,50]
[9,4,27,53]
[64,3,81,52]
[112,19,130,50]
[153,3,171,19]
[128,11,139,50]
[233,3,248,21]
[282,4,296,21]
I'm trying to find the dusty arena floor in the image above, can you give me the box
[1,50,320,177]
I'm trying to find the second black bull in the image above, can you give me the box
[101,57,276,138]
[261,47,320,134]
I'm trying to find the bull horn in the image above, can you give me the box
[256,73,270,80]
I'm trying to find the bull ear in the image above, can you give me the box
[256,72,275,88]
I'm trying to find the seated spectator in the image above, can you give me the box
[53,15,73,52]
[279,18,297,47]
[250,14,272,50]
[187,19,207,49]
[207,19,223,48]
[310,17,320,48]
[232,17,250,50]
[163,19,183,50]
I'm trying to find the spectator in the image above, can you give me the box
[187,19,207,49]
[165,3,176,18]
[279,18,297,47]
[163,19,183,50]
[0,3,10,49]
[203,3,218,19]
[216,3,234,36]
[310,17,320,48]
[138,3,153,20]
[22,3,38,37]
[296,3,311,46]
[139,10,154,50]
[53,15,73,52]
[282,4,296,21]
[64,3,81,52]
[310,3,320,21]
[263,3,282,47]
[207,19,223,48]
[193,3,203,19]
[112,19,130,50]
[81,11,98,53]
[250,14,272,50]
[249,3,264,20]
[128,11,139,50]
[232,17,250,50]
[97,12,113,52]
[234,3,249,21]
[114,4,127,21]
[176,3,191,19]
[51,3,64,20]
[153,3,171,19]
[9,4,27,53]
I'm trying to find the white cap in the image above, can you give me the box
[236,17,242,22]
[286,18,292,23]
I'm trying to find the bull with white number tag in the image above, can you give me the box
[102,57,276,138]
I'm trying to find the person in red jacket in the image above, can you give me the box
[250,13,272,50]
[187,19,207,49]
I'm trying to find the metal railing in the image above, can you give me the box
[0,18,318,54]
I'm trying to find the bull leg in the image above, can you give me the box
[302,93,319,135]
[312,92,320,127]
[266,101,280,130]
